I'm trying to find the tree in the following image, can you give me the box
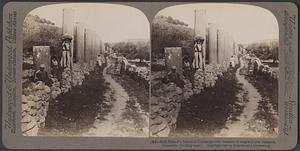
[111,40,150,61]
[23,14,62,57]
[152,15,193,59]
[245,40,278,62]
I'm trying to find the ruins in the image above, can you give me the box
[22,8,105,136]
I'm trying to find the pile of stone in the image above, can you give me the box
[72,64,85,86]
[204,64,223,86]
[61,68,72,93]
[150,71,166,86]
[193,64,224,94]
[260,64,278,79]
[127,64,137,73]
[182,79,193,100]
[22,81,51,136]
[82,63,91,75]
[23,69,35,78]
[135,66,150,81]
[50,78,61,99]
[193,69,206,94]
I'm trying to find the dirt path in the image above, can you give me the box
[82,62,148,137]
[216,64,270,137]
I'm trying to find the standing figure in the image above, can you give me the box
[120,56,126,74]
[61,35,72,68]
[193,35,205,70]
[253,59,259,76]
[248,59,253,75]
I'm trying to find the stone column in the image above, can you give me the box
[62,8,75,68]
[91,32,97,68]
[84,28,91,70]
[194,9,207,70]
[100,39,104,53]
[217,29,224,64]
[208,23,218,64]
[229,36,234,58]
[84,29,91,69]
[74,22,85,64]
[233,42,237,55]
[224,31,230,62]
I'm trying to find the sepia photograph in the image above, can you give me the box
[150,3,279,137]
[1,1,299,150]
[21,3,150,137]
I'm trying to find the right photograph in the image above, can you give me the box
[150,3,279,137]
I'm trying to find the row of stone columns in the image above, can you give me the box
[63,8,104,70]
[195,9,241,67]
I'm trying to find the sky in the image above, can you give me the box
[29,3,279,44]
[156,3,279,44]
[29,3,150,43]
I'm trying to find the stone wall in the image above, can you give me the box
[150,63,229,137]
[242,57,279,80]
[22,81,51,136]
[150,74,183,137]
[109,56,150,86]
[21,63,89,136]
[193,64,227,94]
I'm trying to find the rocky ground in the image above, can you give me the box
[243,67,278,136]
[82,63,149,137]
[111,74,149,113]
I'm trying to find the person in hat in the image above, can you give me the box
[193,35,205,70]
[61,35,72,68]
[165,66,184,88]
[34,64,52,86]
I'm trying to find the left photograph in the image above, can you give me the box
[21,3,150,137]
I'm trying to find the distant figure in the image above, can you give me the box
[61,35,72,68]
[165,66,184,88]
[97,54,102,67]
[34,64,52,86]
[248,59,253,74]
[183,55,195,89]
[183,55,191,70]
[253,60,259,75]
[229,56,235,68]
[51,56,61,79]
[120,57,126,74]
[193,35,205,70]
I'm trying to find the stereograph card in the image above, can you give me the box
[1,1,298,150]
